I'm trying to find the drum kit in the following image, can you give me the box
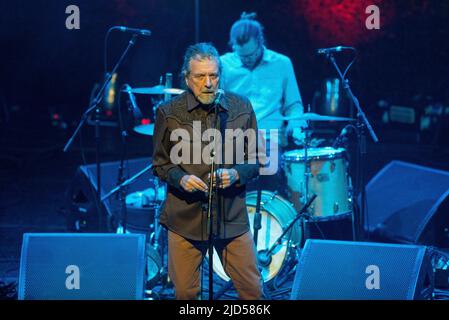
[117,82,357,292]
[212,112,357,288]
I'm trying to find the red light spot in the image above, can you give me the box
[141,118,151,125]
[106,110,113,117]
[291,0,396,46]
[52,114,60,120]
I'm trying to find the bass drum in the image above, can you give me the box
[212,191,301,283]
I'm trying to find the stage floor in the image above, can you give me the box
[1,137,449,300]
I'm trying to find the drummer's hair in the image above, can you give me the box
[181,42,222,78]
[229,12,265,47]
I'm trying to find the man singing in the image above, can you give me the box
[152,42,262,300]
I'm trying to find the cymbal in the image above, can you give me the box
[134,124,154,136]
[273,113,355,122]
[164,88,185,95]
[125,85,184,95]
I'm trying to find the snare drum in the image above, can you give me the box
[212,191,300,283]
[283,147,352,219]
[124,181,166,233]
[126,184,166,208]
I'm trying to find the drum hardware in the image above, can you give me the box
[213,182,274,300]
[283,147,353,219]
[64,32,142,231]
[164,72,173,102]
[257,194,317,268]
[124,180,166,248]
[213,189,304,300]
[132,100,162,136]
[101,163,164,290]
[149,179,164,250]
[129,85,171,136]
[252,182,273,298]
[212,191,303,288]
[302,117,312,206]
[115,83,144,235]
[104,165,169,291]
[122,74,183,136]
[102,164,153,202]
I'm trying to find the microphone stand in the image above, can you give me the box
[324,52,379,240]
[251,184,273,299]
[115,92,132,233]
[206,151,216,301]
[206,98,220,301]
[258,194,317,266]
[64,33,139,232]
[214,195,317,300]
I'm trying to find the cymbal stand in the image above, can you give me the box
[64,33,140,231]
[300,106,320,244]
[151,179,163,250]
[302,121,312,206]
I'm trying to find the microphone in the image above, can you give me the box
[124,84,143,119]
[214,89,224,105]
[317,46,355,55]
[257,250,272,268]
[113,26,152,37]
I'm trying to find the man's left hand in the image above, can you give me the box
[209,168,240,189]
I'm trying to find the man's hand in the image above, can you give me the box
[180,175,208,193]
[209,168,240,189]
[286,121,306,146]
[292,127,305,145]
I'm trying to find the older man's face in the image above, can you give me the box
[185,57,220,105]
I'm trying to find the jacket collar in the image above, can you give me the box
[186,90,229,112]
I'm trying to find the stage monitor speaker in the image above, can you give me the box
[290,239,433,300]
[18,233,146,300]
[362,160,449,246]
[64,157,153,232]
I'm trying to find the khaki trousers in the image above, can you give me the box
[168,230,263,300]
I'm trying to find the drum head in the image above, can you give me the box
[145,244,162,289]
[212,191,300,283]
[282,147,345,162]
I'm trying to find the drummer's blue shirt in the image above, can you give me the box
[221,47,305,140]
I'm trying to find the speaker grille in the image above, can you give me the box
[291,239,432,300]
[19,233,146,300]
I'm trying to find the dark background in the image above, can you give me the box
[2,1,449,124]
[1,0,449,298]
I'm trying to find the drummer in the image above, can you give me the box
[220,12,306,193]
